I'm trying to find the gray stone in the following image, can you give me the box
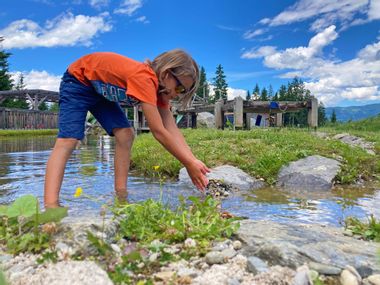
[341,268,361,285]
[308,261,342,275]
[15,261,113,285]
[227,278,241,285]
[246,256,269,274]
[368,274,380,285]
[333,133,375,155]
[277,155,341,190]
[205,251,225,265]
[197,112,215,128]
[237,220,379,274]
[221,248,237,260]
[293,265,312,285]
[179,165,265,191]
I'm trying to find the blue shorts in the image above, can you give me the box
[58,71,131,140]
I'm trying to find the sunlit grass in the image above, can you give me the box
[131,127,379,185]
[0,129,58,137]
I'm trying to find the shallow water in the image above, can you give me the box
[0,135,379,226]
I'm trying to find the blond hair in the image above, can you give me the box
[148,49,199,109]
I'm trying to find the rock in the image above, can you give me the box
[276,155,341,190]
[179,165,265,191]
[333,133,376,155]
[246,256,269,274]
[16,261,113,285]
[221,248,237,260]
[232,240,242,250]
[308,261,342,275]
[368,274,380,285]
[237,220,379,274]
[340,268,361,285]
[154,271,176,281]
[293,265,313,285]
[197,112,215,128]
[205,251,225,265]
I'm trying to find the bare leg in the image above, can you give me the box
[113,128,134,202]
[114,128,134,201]
[44,138,78,208]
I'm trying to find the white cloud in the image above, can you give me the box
[261,0,369,31]
[243,28,266,40]
[11,71,61,91]
[0,12,112,49]
[242,25,338,70]
[368,0,380,20]
[89,0,109,9]
[241,46,277,59]
[242,26,380,106]
[135,16,149,24]
[114,0,143,16]
[208,84,247,100]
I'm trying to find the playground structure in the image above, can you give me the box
[0,89,318,131]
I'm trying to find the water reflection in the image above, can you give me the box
[0,135,379,226]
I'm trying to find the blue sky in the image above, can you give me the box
[1,0,379,107]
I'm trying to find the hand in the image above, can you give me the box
[185,159,210,192]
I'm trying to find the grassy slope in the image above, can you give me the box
[132,125,379,185]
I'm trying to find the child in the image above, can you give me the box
[44,49,210,208]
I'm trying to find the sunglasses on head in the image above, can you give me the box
[169,71,188,95]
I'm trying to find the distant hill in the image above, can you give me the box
[325,103,380,122]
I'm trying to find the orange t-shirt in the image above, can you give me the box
[68,52,168,108]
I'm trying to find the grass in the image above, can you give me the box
[131,126,379,185]
[0,129,58,137]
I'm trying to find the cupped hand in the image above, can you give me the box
[186,159,210,192]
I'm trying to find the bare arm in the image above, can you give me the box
[141,103,209,190]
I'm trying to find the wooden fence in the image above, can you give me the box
[0,107,58,129]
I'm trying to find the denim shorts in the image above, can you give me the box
[58,71,131,140]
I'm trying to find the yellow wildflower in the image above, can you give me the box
[74,187,83,198]
[153,165,160,171]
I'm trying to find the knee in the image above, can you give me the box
[54,138,78,153]
[114,128,135,148]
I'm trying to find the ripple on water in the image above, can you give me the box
[0,135,379,227]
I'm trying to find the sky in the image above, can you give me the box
[0,0,380,107]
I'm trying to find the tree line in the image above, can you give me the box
[196,64,331,126]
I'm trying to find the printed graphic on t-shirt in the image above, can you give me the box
[90,80,140,106]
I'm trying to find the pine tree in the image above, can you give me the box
[268,84,274,100]
[253,84,260,100]
[196,66,209,102]
[0,37,13,91]
[331,109,337,123]
[212,64,228,102]
[246,90,251,101]
[260,87,268,101]
[277,85,287,100]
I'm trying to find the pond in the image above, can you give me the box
[0,135,379,226]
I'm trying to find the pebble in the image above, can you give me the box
[205,251,225,265]
[232,240,242,250]
[368,274,380,285]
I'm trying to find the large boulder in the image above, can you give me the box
[179,165,264,191]
[197,112,215,128]
[276,155,341,191]
[237,220,379,276]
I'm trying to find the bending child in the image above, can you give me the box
[44,49,210,208]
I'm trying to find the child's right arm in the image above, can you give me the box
[141,103,209,191]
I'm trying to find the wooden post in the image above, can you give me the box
[191,113,197,128]
[133,106,139,133]
[276,113,283,127]
[233,96,243,130]
[214,99,224,129]
[308,97,318,128]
